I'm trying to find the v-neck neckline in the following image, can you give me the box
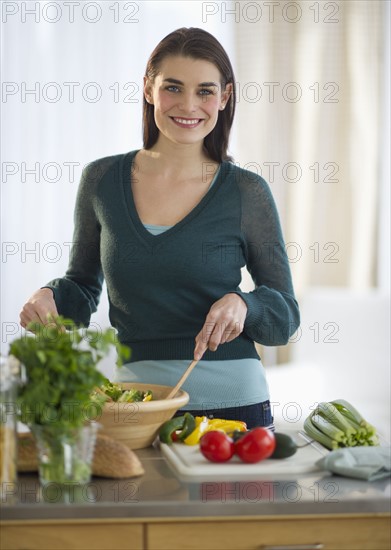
[122,150,225,245]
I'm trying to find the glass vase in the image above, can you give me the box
[30,422,98,487]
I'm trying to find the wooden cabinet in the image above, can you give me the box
[2,514,390,550]
[146,515,391,550]
[1,519,143,550]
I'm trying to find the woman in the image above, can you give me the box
[20,28,300,429]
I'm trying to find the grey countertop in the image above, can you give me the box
[2,442,390,521]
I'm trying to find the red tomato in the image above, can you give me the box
[200,431,235,463]
[171,431,179,442]
[234,428,276,463]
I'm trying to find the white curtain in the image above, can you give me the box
[233,0,389,363]
[234,0,389,292]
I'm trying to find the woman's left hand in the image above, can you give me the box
[194,293,248,360]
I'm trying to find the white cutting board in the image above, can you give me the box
[160,431,327,481]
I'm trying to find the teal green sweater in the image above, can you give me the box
[45,150,300,361]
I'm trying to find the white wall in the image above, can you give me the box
[267,288,390,439]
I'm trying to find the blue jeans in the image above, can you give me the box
[175,400,274,430]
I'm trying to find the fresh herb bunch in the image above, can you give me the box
[9,316,131,431]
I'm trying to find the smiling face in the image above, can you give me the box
[144,55,232,150]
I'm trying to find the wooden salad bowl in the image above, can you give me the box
[97,383,189,450]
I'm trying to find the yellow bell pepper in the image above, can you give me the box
[184,416,210,445]
[183,416,247,445]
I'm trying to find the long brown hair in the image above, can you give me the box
[143,27,236,163]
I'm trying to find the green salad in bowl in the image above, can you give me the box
[92,379,153,403]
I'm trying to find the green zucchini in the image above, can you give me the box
[270,433,298,459]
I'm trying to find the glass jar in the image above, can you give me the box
[0,355,20,501]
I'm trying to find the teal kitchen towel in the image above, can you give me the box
[316,446,391,481]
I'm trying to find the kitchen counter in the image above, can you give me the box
[1,439,391,550]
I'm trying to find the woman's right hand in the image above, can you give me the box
[20,288,59,329]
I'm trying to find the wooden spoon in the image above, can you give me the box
[164,359,199,400]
